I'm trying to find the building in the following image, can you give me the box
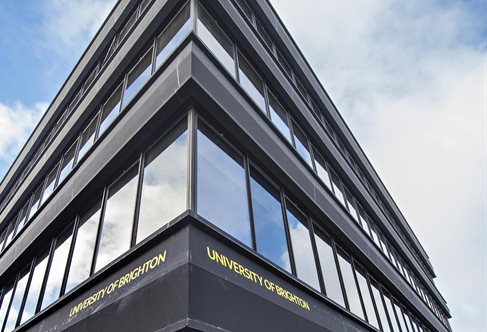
[0,0,452,331]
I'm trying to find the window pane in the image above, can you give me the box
[58,142,77,184]
[4,272,29,332]
[295,77,308,101]
[359,208,371,235]
[4,222,15,248]
[292,123,312,166]
[234,0,252,21]
[155,3,191,68]
[369,222,381,247]
[394,302,408,332]
[95,166,139,272]
[256,20,273,51]
[355,267,380,329]
[314,230,345,307]
[137,125,188,243]
[0,286,13,329]
[15,204,29,236]
[383,292,401,332]
[330,172,346,206]
[276,48,293,80]
[21,254,49,324]
[313,150,332,190]
[197,4,235,76]
[286,205,319,289]
[371,281,391,332]
[122,49,152,108]
[99,85,123,136]
[76,118,97,162]
[66,203,101,292]
[41,229,72,309]
[404,310,414,332]
[337,252,364,319]
[27,186,43,221]
[250,169,290,272]
[268,92,291,142]
[345,190,359,222]
[197,126,251,247]
[238,53,266,112]
[40,165,59,206]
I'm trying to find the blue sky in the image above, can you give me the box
[0,0,485,331]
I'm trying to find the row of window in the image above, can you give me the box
[0,114,431,332]
[0,1,191,259]
[195,2,449,328]
[0,0,153,216]
[232,0,434,281]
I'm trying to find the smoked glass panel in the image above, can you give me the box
[197,126,251,246]
[238,53,266,111]
[250,169,290,272]
[137,124,188,242]
[21,254,49,324]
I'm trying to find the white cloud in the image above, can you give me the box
[272,0,486,331]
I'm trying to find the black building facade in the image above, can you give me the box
[0,0,452,331]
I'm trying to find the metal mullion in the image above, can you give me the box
[234,44,240,83]
[15,259,35,329]
[366,274,383,332]
[1,273,19,332]
[280,195,296,276]
[263,83,271,119]
[308,220,325,295]
[60,216,80,296]
[188,110,197,212]
[150,37,157,75]
[131,153,145,247]
[72,132,83,167]
[244,158,256,251]
[91,187,109,276]
[379,286,394,332]
[36,239,56,314]
[350,259,368,324]
[190,0,198,33]
[93,107,103,141]
[332,242,349,311]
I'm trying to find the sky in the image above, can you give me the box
[0,0,485,331]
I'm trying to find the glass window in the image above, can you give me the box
[276,48,293,79]
[344,189,359,222]
[122,48,152,108]
[355,266,380,329]
[14,203,29,237]
[0,229,6,251]
[40,165,59,206]
[197,4,236,76]
[256,20,273,51]
[21,253,49,324]
[58,141,77,184]
[118,10,137,44]
[4,222,15,249]
[358,208,371,237]
[197,125,251,246]
[238,53,266,112]
[295,77,308,101]
[27,186,43,221]
[41,228,72,309]
[137,124,188,243]
[0,285,14,330]
[65,203,101,292]
[95,165,139,272]
[234,0,252,22]
[337,251,364,319]
[286,204,320,290]
[314,229,345,306]
[98,85,123,137]
[268,92,292,142]
[383,292,401,332]
[370,280,391,332]
[394,302,408,332]
[404,310,415,332]
[330,172,346,206]
[4,271,29,332]
[76,118,97,162]
[313,150,332,190]
[369,222,381,247]
[292,122,312,166]
[155,3,191,68]
[250,169,290,272]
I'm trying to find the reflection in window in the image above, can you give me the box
[313,150,332,190]
[122,49,152,108]
[314,230,345,306]
[58,142,77,184]
[404,310,415,332]
[370,281,391,332]
[197,4,235,76]
[98,85,122,137]
[383,292,401,332]
[27,186,43,221]
[358,209,371,237]
[41,229,72,309]
[95,166,138,272]
[337,251,364,319]
[66,203,101,292]
[344,189,359,222]
[394,302,408,332]
[76,118,97,162]
[330,172,346,206]
[250,169,290,272]
[0,285,13,330]
[292,123,312,166]
[21,254,49,324]
[197,126,251,247]
[268,92,292,142]
[40,165,59,206]
[155,3,191,68]
[4,271,29,332]
[137,124,188,243]
[286,205,320,290]
[4,223,15,249]
[355,267,380,329]
[238,53,266,111]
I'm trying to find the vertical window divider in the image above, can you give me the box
[16,259,34,329]
[91,188,108,276]
[234,44,240,83]
[263,84,271,118]
[366,273,383,331]
[131,153,145,248]
[150,38,157,75]
[351,259,368,323]
[1,274,19,332]
[36,239,56,314]
[280,196,296,277]
[60,217,79,296]
[188,110,198,212]
[308,220,325,295]
[333,243,349,311]
[72,133,83,167]
[94,107,103,141]
[244,158,256,251]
